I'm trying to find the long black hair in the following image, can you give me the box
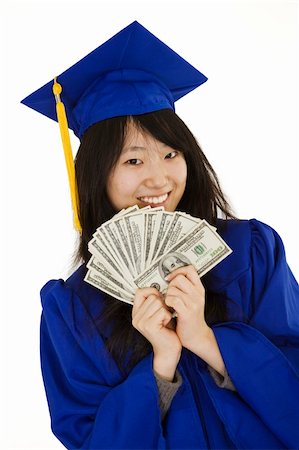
[75,109,236,375]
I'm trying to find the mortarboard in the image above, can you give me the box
[21,20,208,232]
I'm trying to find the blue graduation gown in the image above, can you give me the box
[40,219,299,449]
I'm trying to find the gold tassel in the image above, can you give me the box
[52,78,82,233]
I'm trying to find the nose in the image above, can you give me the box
[144,160,168,189]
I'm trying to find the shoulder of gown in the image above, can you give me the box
[207,217,292,286]
[204,218,298,329]
[41,263,107,330]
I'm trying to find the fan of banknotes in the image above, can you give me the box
[84,205,232,304]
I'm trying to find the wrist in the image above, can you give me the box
[153,349,181,382]
[186,324,214,354]
[187,326,226,376]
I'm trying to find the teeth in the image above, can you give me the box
[140,193,168,204]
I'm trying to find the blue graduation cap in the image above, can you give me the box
[21,20,207,138]
[21,20,208,232]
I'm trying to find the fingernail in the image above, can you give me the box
[164,275,170,281]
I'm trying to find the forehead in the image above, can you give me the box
[122,121,165,152]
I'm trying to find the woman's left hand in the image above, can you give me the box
[164,265,210,351]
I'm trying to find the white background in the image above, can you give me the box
[1,1,298,448]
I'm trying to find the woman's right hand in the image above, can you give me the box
[132,287,182,381]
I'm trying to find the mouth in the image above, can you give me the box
[138,192,170,206]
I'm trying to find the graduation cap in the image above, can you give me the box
[21,20,208,232]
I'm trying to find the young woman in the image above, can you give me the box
[22,21,299,450]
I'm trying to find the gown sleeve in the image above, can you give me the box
[154,369,183,419]
[40,280,167,450]
[210,219,299,448]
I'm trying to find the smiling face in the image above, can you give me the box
[106,121,187,212]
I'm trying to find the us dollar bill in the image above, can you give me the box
[85,206,233,305]
[101,219,135,278]
[84,269,134,304]
[148,211,174,263]
[123,211,146,275]
[112,205,139,219]
[134,220,232,293]
[143,207,164,269]
[88,236,136,289]
[87,256,136,294]
[157,212,202,257]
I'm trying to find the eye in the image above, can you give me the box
[165,151,179,159]
[125,158,142,165]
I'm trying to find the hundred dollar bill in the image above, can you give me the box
[92,228,120,267]
[93,205,145,277]
[156,212,202,258]
[143,207,164,269]
[134,220,232,293]
[148,211,174,264]
[93,227,132,280]
[88,237,136,289]
[87,256,136,294]
[112,216,136,274]
[118,205,139,217]
[101,219,135,278]
[146,210,163,265]
[84,269,134,304]
[123,211,145,274]
[153,212,187,261]
[94,227,120,265]
[111,204,140,220]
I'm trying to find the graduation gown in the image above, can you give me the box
[40,218,299,449]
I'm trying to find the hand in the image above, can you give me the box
[132,287,182,357]
[164,265,210,352]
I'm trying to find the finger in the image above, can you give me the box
[132,293,162,321]
[165,265,201,286]
[137,295,165,320]
[168,274,193,294]
[133,287,162,310]
[134,303,173,332]
[166,285,188,305]
[165,264,198,283]
[150,305,173,327]
[164,293,187,315]
[133,303,165,330]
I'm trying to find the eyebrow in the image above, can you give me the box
[122,143,168,154]
[122,146,147,154]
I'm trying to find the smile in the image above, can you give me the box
[139,192,169,204]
